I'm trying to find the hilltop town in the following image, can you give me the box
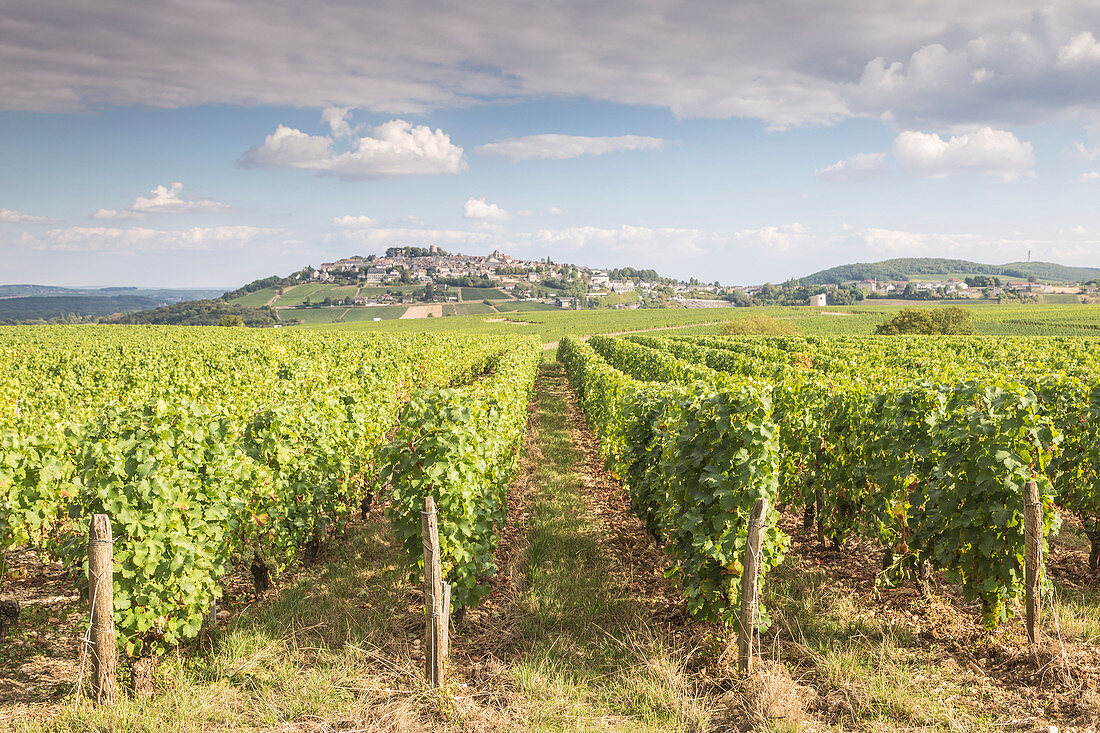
[312,247,644,310]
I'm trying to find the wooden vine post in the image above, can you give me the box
[422,497,448,687]
[88,514,117,705]
[1024,479,1042,644]
[738,497,768,673]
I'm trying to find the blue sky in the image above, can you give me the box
[2,1,1100,287]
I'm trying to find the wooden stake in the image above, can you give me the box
[441,581,451,661]
[199,597,217,647]
[88,514,117,706]
[1024,479,1042,644]
[422,497,446,687]
[738,498,768,673]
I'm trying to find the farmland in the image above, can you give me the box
[5,311,1100,730]
[304,301,1100,342]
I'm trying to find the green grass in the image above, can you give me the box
[304,301,1100,341]
[460,287,510,300]
[450,303,497,316]
[274,284,358,307]
[273,283,330,306]
[336,305,410,321]
[764,561,1004,731]
[229,287,280,308]
[502,363,717,731]
[6,518,431,732]
[278,306,349,324]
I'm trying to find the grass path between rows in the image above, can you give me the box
[481,361,718,731]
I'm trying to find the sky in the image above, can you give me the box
[2,2,1100,288]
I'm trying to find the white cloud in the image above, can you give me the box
[462,198,511,221]
[476,134,667,161]
[1071,123,1100,161]
[332,215,377,227]
[240,117,466,179]
[1079,171,1100,182]
[815,152,890,183]
[1072,141,1100,161]
[91,208,144,221]
[18,225,295,253]
[1057,32,1100,69]
[320,106,353,137]
[891,127,1034,180]
[0,207,55,224]
[93,182,230,220]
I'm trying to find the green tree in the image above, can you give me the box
[219,314,244,327]
[874,306,975,335]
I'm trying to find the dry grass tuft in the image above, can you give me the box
[729,661,815,732]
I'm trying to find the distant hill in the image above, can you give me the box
[799,258,1100,285]
[0,287,224,323]
[112,300,277,327]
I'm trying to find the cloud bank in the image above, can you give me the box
[17,225,295,253]
[332,215,377,227]
[891,127,1034,180]
[240,114,467,179]
[462,198,511,221]
[7,2,1100,128]
[815,153,890,183]
[476,134,667,161]
[93,182,231,220]
[0,207,55,224]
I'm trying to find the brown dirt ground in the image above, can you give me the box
[775,512,1100,731]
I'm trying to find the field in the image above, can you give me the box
[274,283,358,306]
[277,305,351,324]
[355,285,423,297]
[227,287,280,308]
[299,301,1100,342]
[445,302,497,316]
[338,305,413,322]
[460,287,510,300]
[6,306,1100,730]
[493,300,563,313]
[1042,293,1084,305]
[279,305,411,324]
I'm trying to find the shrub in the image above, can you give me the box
[874,306,975,335]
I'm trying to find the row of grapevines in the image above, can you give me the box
[557,336,786,627]
[621,335,1070,626]
[382,337,541,610]
[0,327,520,655]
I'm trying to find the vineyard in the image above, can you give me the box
[559,333,1100,631]
[6,325,1100,730]
[0,326,539,690]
